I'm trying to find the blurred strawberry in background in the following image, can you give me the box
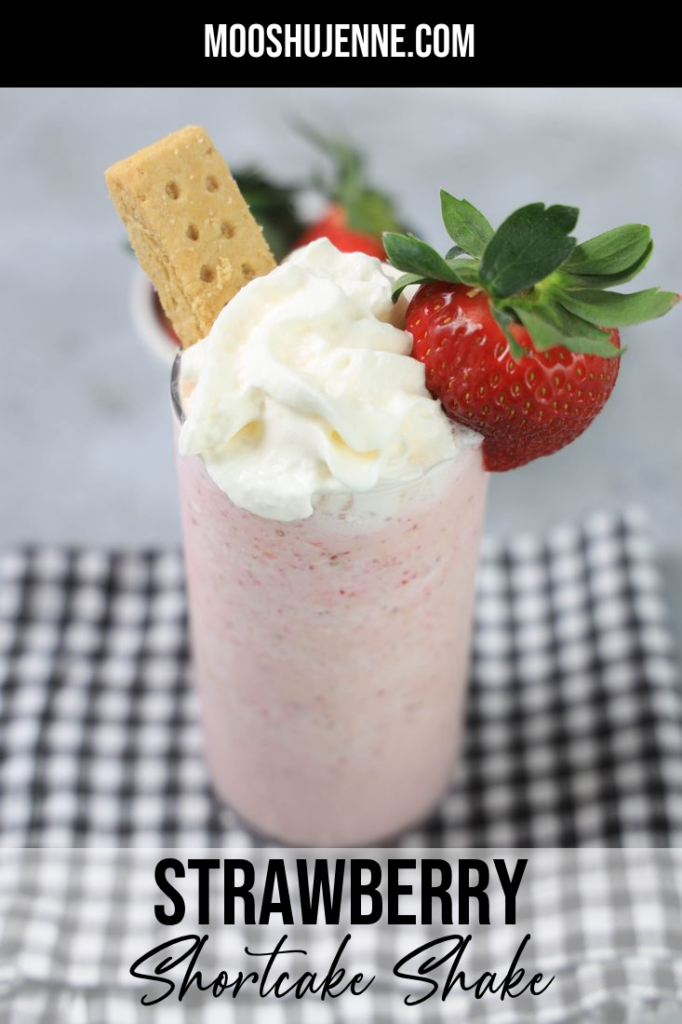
[293,125,407,259]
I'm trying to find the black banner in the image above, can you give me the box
[17,16,680,86]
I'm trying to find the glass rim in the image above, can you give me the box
[170,350,185,426]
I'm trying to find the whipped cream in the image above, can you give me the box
[179,239,477,521]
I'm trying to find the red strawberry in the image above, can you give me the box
[384,193,678,470]
[295,126,407,260]
[406,283,620,471]
[296,203,386,260]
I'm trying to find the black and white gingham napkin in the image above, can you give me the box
[0,507,680,849]
[0,508,682,1022]
[0,847,681,1023]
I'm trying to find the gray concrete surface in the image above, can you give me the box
[1,87,681,629]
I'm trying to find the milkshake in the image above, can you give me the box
[107,125,679,846]
[174,240,487,845]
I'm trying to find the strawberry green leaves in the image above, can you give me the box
[299,123,405,235]
[384,193,494,299]
[349,189,404,235]
[383,235,459,300]
[559,287,679,327]
[562,224,651,275]
[388,273,428,299]
[383,234,460,283]
[489,305,526,362]
[446,258,480,286]
[560,224,655,290]
[440,191,494,258]
[383,233,480,299]
[479,203,578,298]
[385,192,495,299]
[561,242,653,289]
[513,304,620,359]
[383,192,678,360]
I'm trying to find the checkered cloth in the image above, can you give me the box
[0,848,681,1022]
[0,508,681,1022]
[0,508,679,849]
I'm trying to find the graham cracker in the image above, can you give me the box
[105,125,276,347]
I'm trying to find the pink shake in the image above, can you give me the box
[176,431,487,845]
[174,239,488,845]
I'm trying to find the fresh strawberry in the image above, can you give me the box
[384,194,679,471]
[295,126,406,259]
[406,284,621,471]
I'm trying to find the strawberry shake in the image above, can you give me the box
[175,241,487,844]
[107,125,678,847]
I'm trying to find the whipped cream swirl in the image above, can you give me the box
[179,239,474,521]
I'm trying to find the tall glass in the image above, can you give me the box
[172,357,488,845]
